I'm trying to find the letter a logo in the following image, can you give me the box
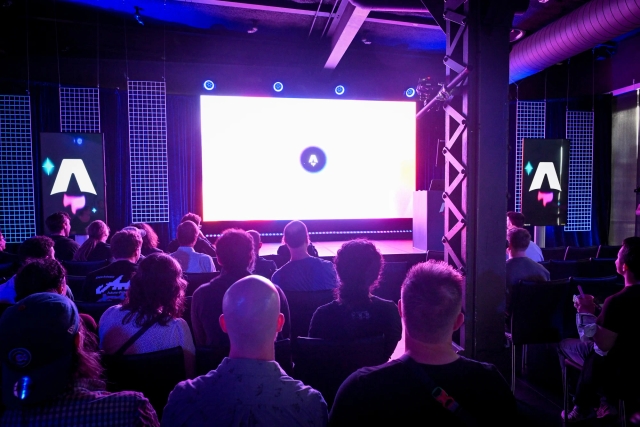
[50,159,97,195]
[528,162,561,192]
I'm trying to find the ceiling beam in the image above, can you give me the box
[324,1,369,69]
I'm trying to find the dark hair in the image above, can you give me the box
[283,220,308,249]
[122,253,186,327]
[401,261,463,344]
[14,258,66,301]
[73,220,109,261]
[215,229,254,272]
[45,212,70,233]
[335,239,383,306]
[621,237,640,278]
[132,223,160,251]
[180,213,202,226]
[18,236,54,262]
[71,322,104,381]
[110,229,142,259]
[507,227,531,252]
[177,221,199,247]
[507,211,525,228]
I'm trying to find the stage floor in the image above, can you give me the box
[261,239,426,258]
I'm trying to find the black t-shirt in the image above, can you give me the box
[309,296,402,360]
[82,260,137,302]
[85,242,111,262]
[252,257,277,280]
[330,356,517,426]
[597,284,640,369]
[49,235,80,261]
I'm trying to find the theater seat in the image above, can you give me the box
[62,259,109,276]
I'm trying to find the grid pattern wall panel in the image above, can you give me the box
[0,95,36,243]
[128,80,169,223]
[59,87,101,133]
[515,101,546,212]
[565,111,594,232]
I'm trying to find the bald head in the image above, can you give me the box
[283,220,308,249]
[220,275,284,359]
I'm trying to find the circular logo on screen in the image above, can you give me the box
[300,147,327,173]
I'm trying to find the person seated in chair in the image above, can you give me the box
[559,237,640,422]
[0,293,159,426]
[167,213,216,258]
[191,229,290,347]
[163,275,327,427]
[45,211,80,261]
[309,239,402,360]
[330,261,516,426]
[73,220,111,262]
[506,211,543,262]
[247,230,277,280]
[170,221,216,274]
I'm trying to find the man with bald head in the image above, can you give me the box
[163,275,327,427]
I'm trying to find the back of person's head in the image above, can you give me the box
[132,223,159,251]
[123,253,186,327]
[0,293,102,408]
[0,228,6,251]
[177,221,199,247]
[73,221,109,262]
[246,230,261,254]
[45,212,70,234]
[18,236,55,263]
[180,213,202,227]
[507,227,531,252]
[222,275,282,352]
[283,220,308,249]
[110,229,142,260]
[620,236,640,278]
[215,229,254,271]
[335,239,383,305]
[507,211,525,228]
[86,220,109,240]
[401,261,463,344]
[15,258,66,301]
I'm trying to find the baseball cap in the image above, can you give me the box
[0,292,80,408]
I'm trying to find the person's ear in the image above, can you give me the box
[397,299,403,318]
[453,311,464,332]
[276,313,285,333]
[219,314,228,333]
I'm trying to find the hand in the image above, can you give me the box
[575,294,596,314]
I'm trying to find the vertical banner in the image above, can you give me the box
[39,133,106,233]
[521,138,570,226]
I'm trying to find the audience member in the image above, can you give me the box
[191,228,290,347]
[73,220,111,262]
[163,275,327,426]
[247,229,277,279]
[70,206,92,235]
[132,223,163,256]
[558,237,640,422]
[0,236,56,304]
[167,213,216,257]
[309,239,402,359]
[330,261,516,425]
[99,253,195,378]
[0,228,18,265]
[170,221,216,273]
[506,211,543,262]
[0,293,159,426]
[505,227,550,319]
[82,229,141,302]
[45,211,80,261]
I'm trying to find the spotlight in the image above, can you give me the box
[273,82,284,93]
[203,80,215,91]
[405,88,416,98]
[335,85,345,95]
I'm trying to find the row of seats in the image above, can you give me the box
[540,258,620,280]
[542,244,621,261]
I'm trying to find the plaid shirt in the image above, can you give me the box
[0,378,159,427]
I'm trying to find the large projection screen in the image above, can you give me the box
[201,96,416,222]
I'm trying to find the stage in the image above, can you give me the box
[261,239,428,259]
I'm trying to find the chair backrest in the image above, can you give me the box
[184,272,219,296]
[62,259,109,276]
[541,246,567,261]
[293,335,387,409]
[0,262,16,283]
[426,250,444,262]
[195,339,292,377]
[510,278,574,345]
[548,260,589,280]
[263,254,288,269]
[596,245,622,259]
[570,276,623,307]
[372,262,408,304]
[587,258,619,278]
[76,300,120,323]
[283,290,335,342]
[102,346,186,417]
[564,246,598,261]
[65,275,86,299]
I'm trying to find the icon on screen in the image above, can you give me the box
[300,147,326,173]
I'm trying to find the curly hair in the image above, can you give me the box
[215,229,255,272]
[45,212,70,234]
[132,223,160,252]
[334,239,383,306]
[122,253,187,327]
[18,235,54,263]
[73,220,110,261]
[15,258,67,301]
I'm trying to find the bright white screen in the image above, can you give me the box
[201,95,415,221]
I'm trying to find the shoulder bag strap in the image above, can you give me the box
[114,316,159,357]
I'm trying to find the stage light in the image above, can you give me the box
[74,137,83,145]
[273,82,284,93]
[335,85,345,95]
[203,80,215,91]
[405,88,416,98]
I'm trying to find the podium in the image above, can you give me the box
[412,191,444,251]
